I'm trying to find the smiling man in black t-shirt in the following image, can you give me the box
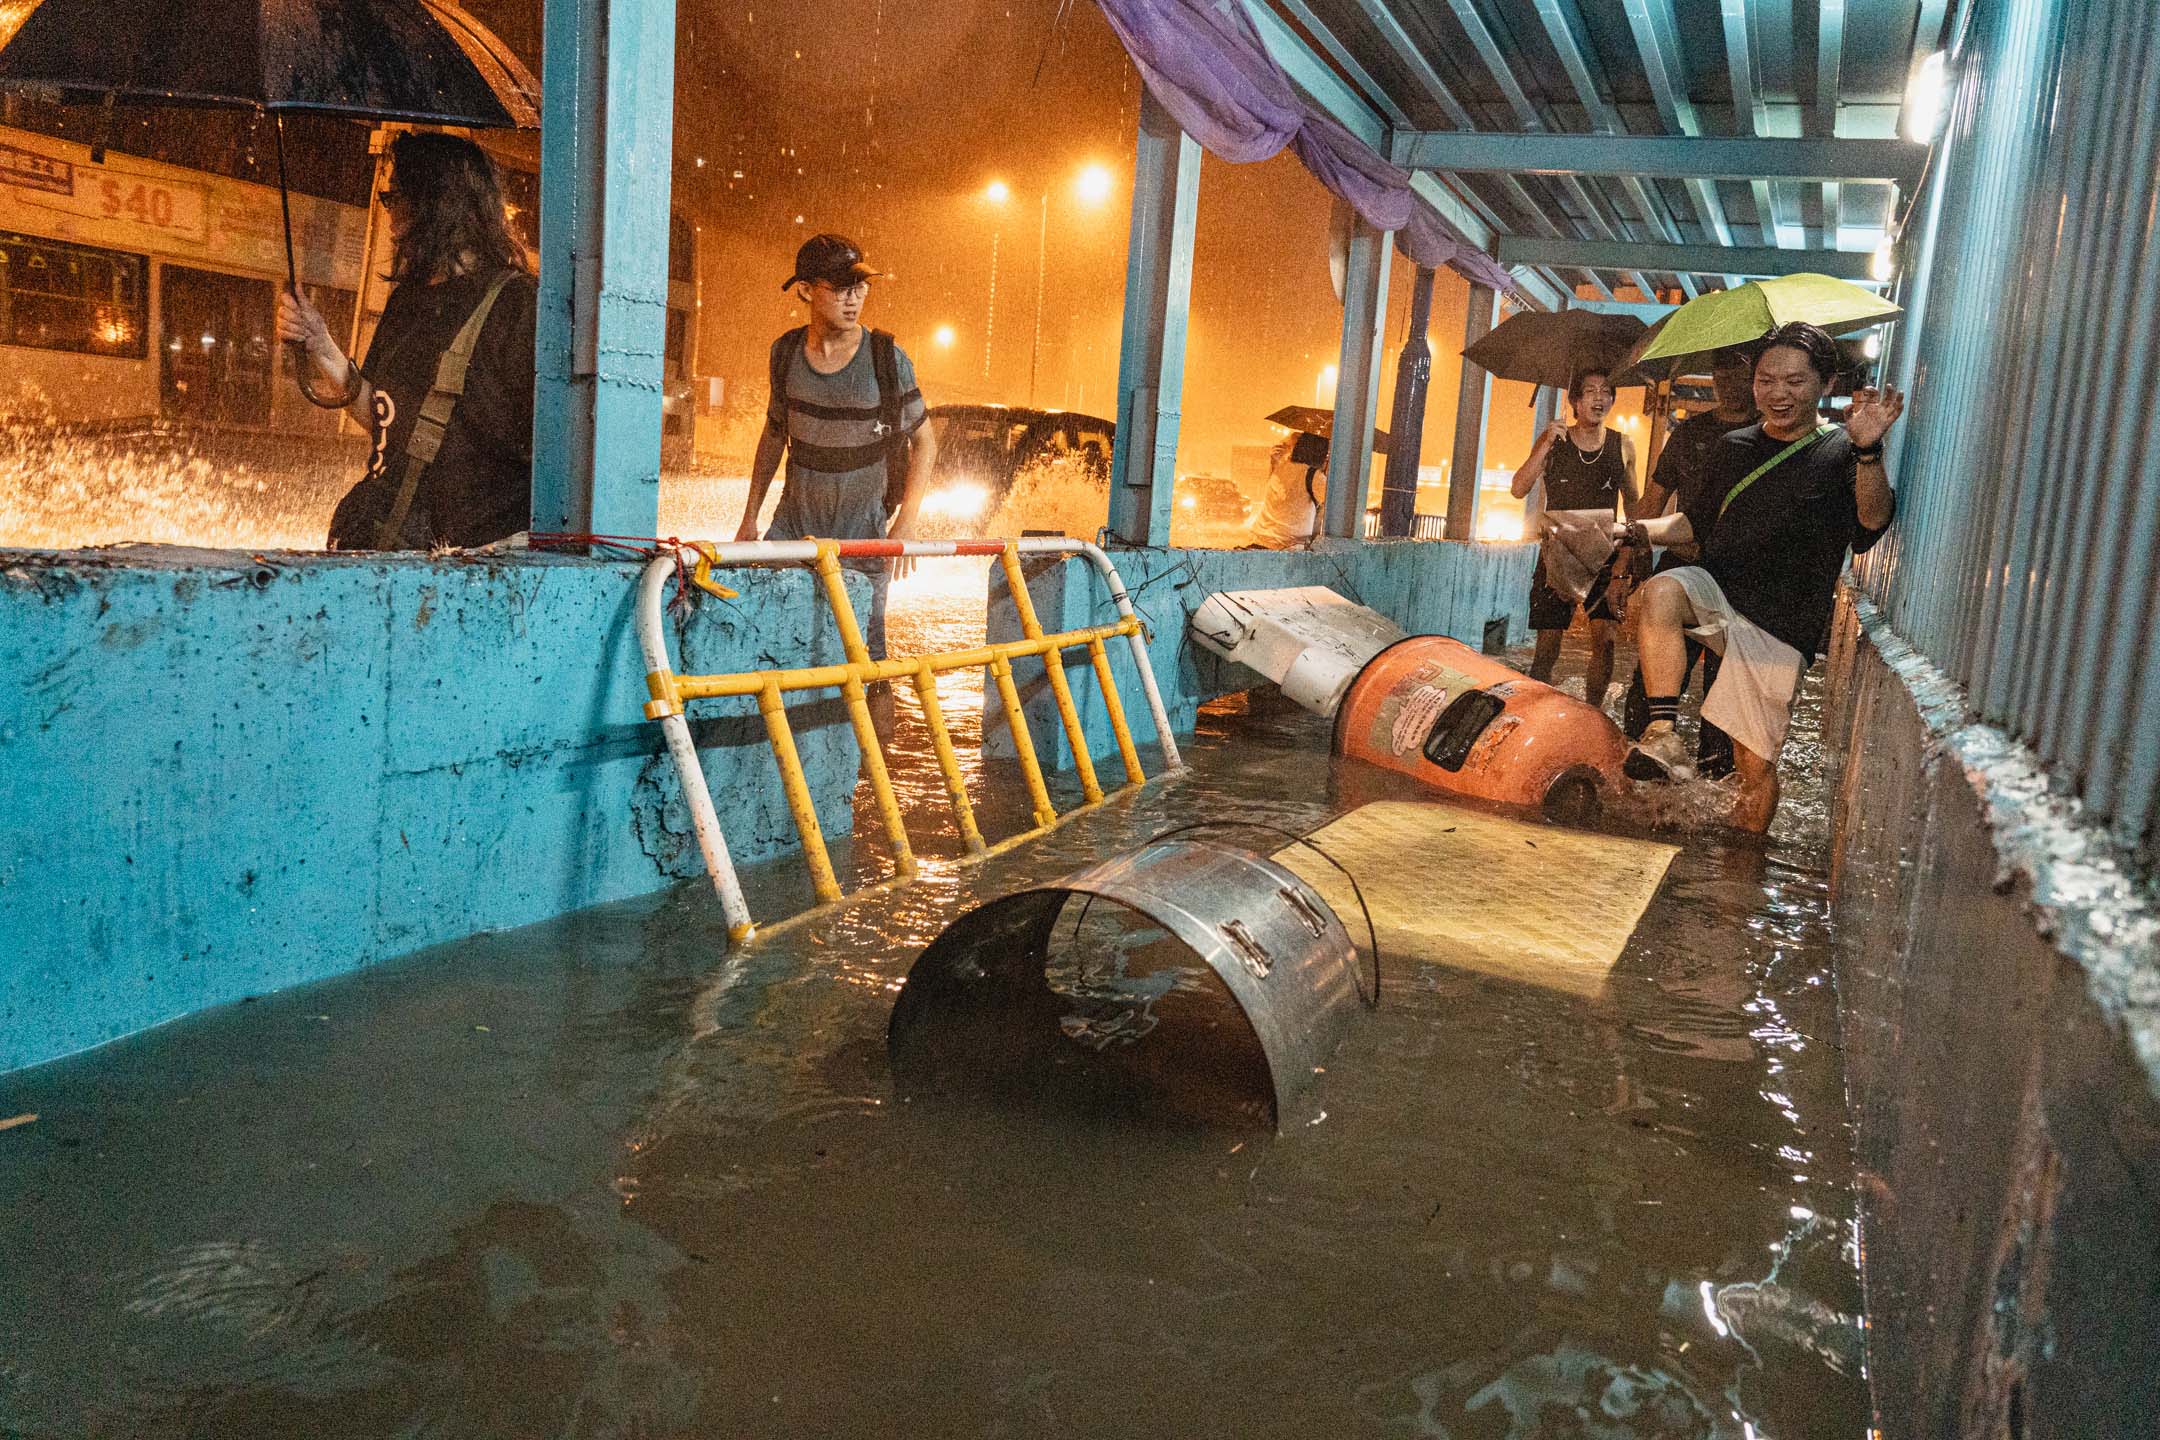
[1619,323,1904,832]
[1620,348,1757,775]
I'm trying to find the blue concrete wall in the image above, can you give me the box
[986,538,1536,769]
[0,549,865,1073]
[2,537,1529,1073]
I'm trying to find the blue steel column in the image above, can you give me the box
[1445,281,1499,539]
[1106,90,1201,547]
[1324,216,1392,539]
[1379,263,1436,537]
[532,0,677,537]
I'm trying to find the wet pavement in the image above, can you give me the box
[0,560,1867,1438]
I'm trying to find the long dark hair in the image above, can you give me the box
[385,132,527,284]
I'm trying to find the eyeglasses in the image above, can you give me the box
[814,279,870,299]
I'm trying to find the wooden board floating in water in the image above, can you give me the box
[1275,801,1679,998]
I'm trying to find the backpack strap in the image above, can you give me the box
[869,328,910,514]
[372,269,520,550]
[1719,424,1833,519]
[766,325,806,446]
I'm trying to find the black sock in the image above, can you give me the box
[1646,695,1679,727]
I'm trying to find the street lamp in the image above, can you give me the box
[984,164,1115,406]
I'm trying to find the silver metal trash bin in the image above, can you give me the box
[889,838,1362,1131]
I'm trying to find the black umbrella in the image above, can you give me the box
[0,0,539,398]
[1265,405,1391,455]
[0,0,539,126]
[1461,309,1649,389]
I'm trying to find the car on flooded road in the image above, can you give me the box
[918,404,1114,537]
[916,406,1254,543]
[1173,472,1251,530]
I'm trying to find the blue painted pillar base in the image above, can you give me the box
[1446,282,1500,540]
[1326,215,1393,539]
[533,0,677,539]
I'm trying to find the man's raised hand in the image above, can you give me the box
[1847,385,1906,448]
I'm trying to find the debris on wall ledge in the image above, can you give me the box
[1852,594,2160,1097]
[0,543,622,575]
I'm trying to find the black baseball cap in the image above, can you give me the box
[781,233,884,291]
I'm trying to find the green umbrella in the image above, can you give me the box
[1618,273,1900,378]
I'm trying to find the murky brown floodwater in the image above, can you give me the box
[1,453,1867,1438]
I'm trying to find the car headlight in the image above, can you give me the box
[923,480,990,519]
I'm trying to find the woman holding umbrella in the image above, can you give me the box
[276,132,537,551]
[1507,367,1640,708]
[0,0,544,548]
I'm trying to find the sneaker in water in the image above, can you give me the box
[1625,721,1696,783]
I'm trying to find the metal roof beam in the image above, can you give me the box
[1620,0,1749,280]
[1570,297,1678,320]
[1342,0,1473,129]
[1437,0,1662,299]
[1325,0,1617,301]
[1240,0,1592,300]
[1505,266,1567,312]
[1400,176,1564,310]
[1497,178,1617,300]
[1528,0,1704,296]
[1242,0,1386,148]
[1818,0,1846,248]
[1275,0,1409,125]
[1390,132,1927,184]
[1495,235,1876,280]
[1720,0,1776,246]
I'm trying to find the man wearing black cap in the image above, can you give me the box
[736,233,937,660]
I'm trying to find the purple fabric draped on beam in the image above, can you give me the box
[1091,0,1303,162]
[1093,0,1517,296]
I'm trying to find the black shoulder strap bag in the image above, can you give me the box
[372,269,521,550]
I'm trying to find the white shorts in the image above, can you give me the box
[1661,567,1805,763]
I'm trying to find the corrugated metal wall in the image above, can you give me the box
[1860,0,2160,866]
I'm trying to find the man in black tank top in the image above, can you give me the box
[1509,368,1639,708]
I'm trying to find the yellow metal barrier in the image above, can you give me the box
[634,537,1179,941]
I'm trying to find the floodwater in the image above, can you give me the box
[1,461,1867,1438]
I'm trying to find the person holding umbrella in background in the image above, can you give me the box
[1459,309,1648,707]
[277,132,537,550]
[0,0,545,550]
[1509,367,1639,708]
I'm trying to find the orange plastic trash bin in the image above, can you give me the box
[1332,636,1627,818]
